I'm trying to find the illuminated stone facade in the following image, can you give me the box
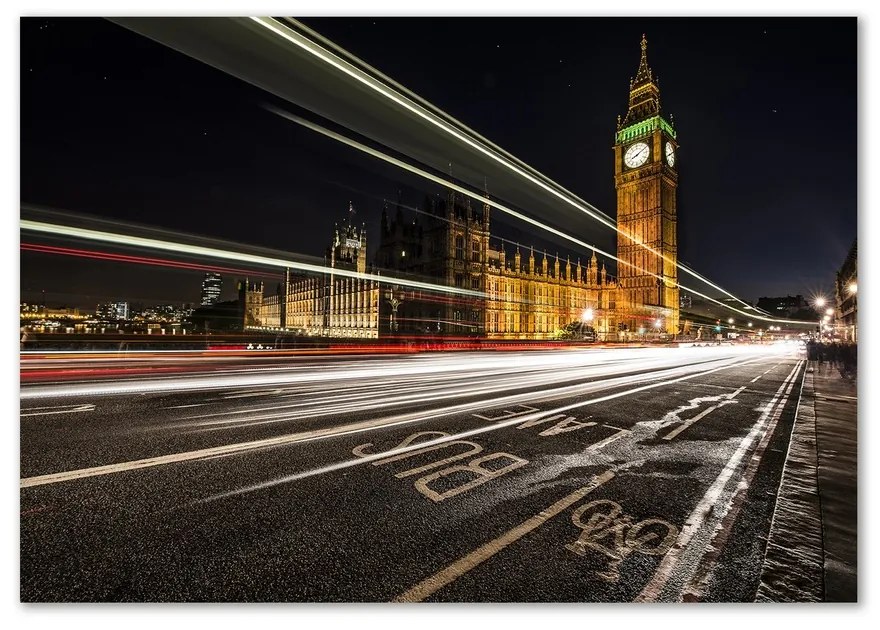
[613,34,680,335]
[250,207,380,338]
[249,36,677,340]
[374,191,616,339]
[483,248,615,339]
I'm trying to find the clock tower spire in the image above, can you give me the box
[613,34,680,336]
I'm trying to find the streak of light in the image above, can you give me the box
[254,17,756,312]
[263,105,813,327]
[21,345,782,400]
[20,219,484,300]
[20,242,284,279]
[20,346,795,489]
[195,351,780,503]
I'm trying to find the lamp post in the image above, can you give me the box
[581,308,594,341]
[384,286,403,333]
[813,297,827,341]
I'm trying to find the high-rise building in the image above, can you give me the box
[96,301,129,320]
[614,34,680,335]
[201,272,222,306]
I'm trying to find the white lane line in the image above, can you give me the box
[20,355,768,489]
[20,404,96,417]
[750,362,783,383]
[392,470,616,603]
[634,359,803,602]
[662,386,746,441]
[684,365,807,601]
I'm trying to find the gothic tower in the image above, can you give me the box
[614,34,679,335]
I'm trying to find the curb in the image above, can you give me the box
[755,367,824,602]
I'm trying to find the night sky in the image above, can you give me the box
[20,17,857,309]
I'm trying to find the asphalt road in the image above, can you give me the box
[20,344,806,602]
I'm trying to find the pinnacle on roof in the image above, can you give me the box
[620,34,664,128]
[633,34,653,87]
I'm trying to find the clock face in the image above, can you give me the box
[665,142,676,167]
[624,142,650,168]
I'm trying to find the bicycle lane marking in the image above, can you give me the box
[389,356,793,601]
[393,469,616,602]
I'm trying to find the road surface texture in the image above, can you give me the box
[21,344,815,602]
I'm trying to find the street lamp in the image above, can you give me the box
[747,322,753,328]
[580,308,594,341]
[384,286,403,333]
[728,318,734,324]
[815,296,827,308]
[848,282,857,295]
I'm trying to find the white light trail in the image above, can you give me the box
[263,106,813,327]
[252,16,757,312]
[20,218,484,300]
[20,346,794,490]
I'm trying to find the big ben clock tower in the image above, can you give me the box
[614,34,679,336]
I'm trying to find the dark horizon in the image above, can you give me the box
[20,17,857,310]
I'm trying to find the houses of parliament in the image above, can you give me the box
[241,35,680,340]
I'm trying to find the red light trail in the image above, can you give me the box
[21,243,283,280]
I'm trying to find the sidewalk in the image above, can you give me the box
[756,361,858,602]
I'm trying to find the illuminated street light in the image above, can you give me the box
[815,297,827,308]
[848,282,857,294]
[748,322,753,328]
[825,308,834,316]
[728,318,734,324]
[654,318,662,329]
[823,315,830,322]
[581,308,594,323]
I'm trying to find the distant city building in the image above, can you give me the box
[755,295,807,317]
[835,240,857,342]
[20,303,82,318]
[201,272,223,306]
[132,303,192,323]
[96,301,129,321]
